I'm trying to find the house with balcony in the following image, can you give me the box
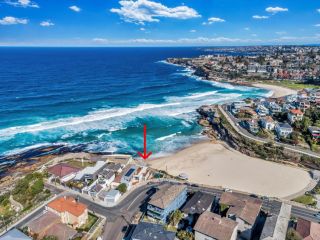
[147,184,187,222]
[121,165,138,189]
[260,116,275,131]
[275,123,293,138]
[255,105,269,117]
[243,119,259,134]
[73,161,106,183]
[308,126,320,141]
[287,109,304,124]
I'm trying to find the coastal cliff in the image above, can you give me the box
[197,104,320,170]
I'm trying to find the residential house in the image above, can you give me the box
[256,105,269,117]
[297,100,311,111]
[26,211,77,240]
[194,212,238,240]
[296,218,320,240]
[243,119,259,134]
[219,193,262,240]
[47,163,80,183]
[133,166,149,183]
[105,162,123,174]
[98,169,115,186]
[268,103,282,114]
[98,189,121,206]
[73,161,106,182]
[46,196,88,228]
[260,116,275,131]
[181,191,214,224]
[287,109,304,124]
[147,184,187,222]
[308,126,320,141]
[121,165,137,189]
[0,228,32,240]
[131,222,176,240]
[275,123,293,138]
[231,101,249,114]
[85,182,103,197]
[238,107,258,119]
[259,203,291,240]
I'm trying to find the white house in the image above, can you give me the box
[98,189,121,206]
[275,123,293,138]
[260,116,275,131]
[287,109,304,124]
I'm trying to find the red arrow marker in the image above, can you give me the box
[137,124,152,160]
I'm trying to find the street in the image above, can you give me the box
[12,181,320,240]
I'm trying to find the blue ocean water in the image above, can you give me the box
[0,47,269,157]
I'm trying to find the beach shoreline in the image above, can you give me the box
[252,83,298,98]
[149,141,313,199]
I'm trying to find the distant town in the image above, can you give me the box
[168,46,320,85]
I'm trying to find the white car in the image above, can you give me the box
[224,188,232,192]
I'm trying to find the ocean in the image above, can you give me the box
[0,47,269,158]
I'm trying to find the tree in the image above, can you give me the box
[42,236,58,240]
[168,210,183,227]
[177,230,194,240]
[286,228,302,240]
[116,183,127,194]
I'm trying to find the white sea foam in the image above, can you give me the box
[156,132,181,141]
[0,102,181,137]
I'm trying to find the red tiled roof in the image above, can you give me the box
[296,218,320,240]
[48,163,80,178]
[47,197,87,217]
[290,109,303,115]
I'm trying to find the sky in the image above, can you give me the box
[0,0,319,46]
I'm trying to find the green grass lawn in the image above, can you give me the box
[65,160,95,169]
[293,194,317,206]
[264,80,320,90]
[77,213,99,232]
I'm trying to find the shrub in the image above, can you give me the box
[116,183,127,194]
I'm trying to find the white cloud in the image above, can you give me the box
[244,27,250,31]
[140,27,145,31]
[190,29,196,33]
[317,9,320,13]
[40,20,54,27]
[69,5,81,12]
[265,6,288,14]
[202,17,225,25]
[251,34,258,37]
[252,15,269,19]
[0,16,28,25]
[92,38,110,44]
[4,0,39,8]
[110,0,200,25]
[91,36,262,45]
[314,24,320,27]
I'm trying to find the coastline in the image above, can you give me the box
[252,83,298,98]
[149,141,313,198]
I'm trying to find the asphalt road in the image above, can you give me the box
[14,181,320,240]
[219,105,320,159]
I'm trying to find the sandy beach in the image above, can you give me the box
[253,83,297,98]
[149,142,312,198]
